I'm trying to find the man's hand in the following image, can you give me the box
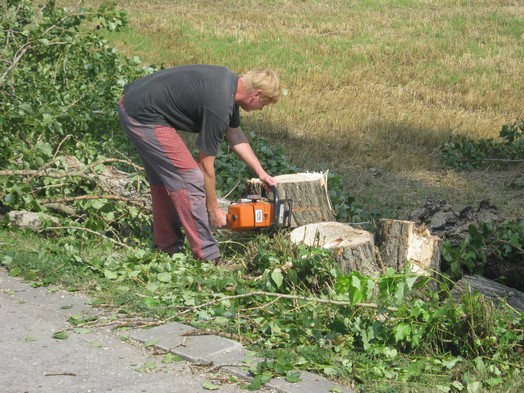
[208,206,227,228]
[258,171,277,192]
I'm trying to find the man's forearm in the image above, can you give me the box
[198,152,219,210]
[226,127,265,176]
[231,142,266,176]
[198,151,228,227]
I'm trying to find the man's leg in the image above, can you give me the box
[150,183,185,255]
[118,101,219,260]
[119,101,185,254]
[151,125,220,261]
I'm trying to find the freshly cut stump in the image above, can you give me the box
[374,219,441,275]
[289,222,381,276]
[245,172,335,228]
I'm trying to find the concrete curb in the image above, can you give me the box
[127,322,353,393]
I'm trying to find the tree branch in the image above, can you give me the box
[42,226,131,249]
[176,291,398,316]
[40,194,148,209]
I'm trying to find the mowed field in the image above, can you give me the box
[62,0,523,219]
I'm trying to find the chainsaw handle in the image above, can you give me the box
[271,185,279,226]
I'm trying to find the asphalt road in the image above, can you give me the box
[0,268,256,393]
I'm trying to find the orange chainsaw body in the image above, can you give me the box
[226,186,292,231]
[226,198,275,231]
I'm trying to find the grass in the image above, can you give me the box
[3,227,523,393]
[57,0,523,218]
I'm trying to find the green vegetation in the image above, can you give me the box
[1,1,523,392]
[441,119,524,171]
[442,219,524,283]
[2,226,523,392]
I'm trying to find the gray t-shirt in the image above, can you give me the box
[123,64,240,156]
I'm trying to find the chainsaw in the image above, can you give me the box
[226,186,292,231]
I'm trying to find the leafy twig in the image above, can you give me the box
[457,158,523,163]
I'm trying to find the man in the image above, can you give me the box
[118,65,280,261]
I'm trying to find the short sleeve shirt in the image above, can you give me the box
[123,65,240,156]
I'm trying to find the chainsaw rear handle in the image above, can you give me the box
[270,185,280,226]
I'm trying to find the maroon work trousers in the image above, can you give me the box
[118,97,220,261]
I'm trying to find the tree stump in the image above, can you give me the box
[244,172,335,228]
[289,222,381,276]
[374,219,441,275]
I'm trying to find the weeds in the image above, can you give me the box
[440,119,524,170]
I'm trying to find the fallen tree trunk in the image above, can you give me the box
[244,172,335,227]
[452,275,524,313]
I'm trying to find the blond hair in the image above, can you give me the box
[240,68,281,104]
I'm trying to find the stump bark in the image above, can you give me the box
[374,219,441,275]
[244,172,335,228]
[289,222,381,276]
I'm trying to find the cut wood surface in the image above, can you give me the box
[245,172,335,227]
[452,275,524,313]
[375,219,441,275]
[289,222,381,276]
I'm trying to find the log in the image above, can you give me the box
[7,210,60,231]
[374,219,441,275]
[452,275,524,313]
[245,172,335,227]
[289,222,381,276]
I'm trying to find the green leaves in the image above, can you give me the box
[162,353,182,364]
[393,323,411,343]
[0,0,148,164]
[52,331,69,340]
[134,362,156,373]
[336,271,374,304]
[157,272,172,283]
[440,119,524,169]
[442,219,524,282]
[202,381,220,390]
[270,269,284,289]
[246,354,302,390]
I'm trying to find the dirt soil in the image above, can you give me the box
[340,166,523,222]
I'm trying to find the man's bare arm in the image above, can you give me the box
[198,152,227,227]
[225,127,276,187]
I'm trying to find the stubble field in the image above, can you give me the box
[61,0,523,219]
